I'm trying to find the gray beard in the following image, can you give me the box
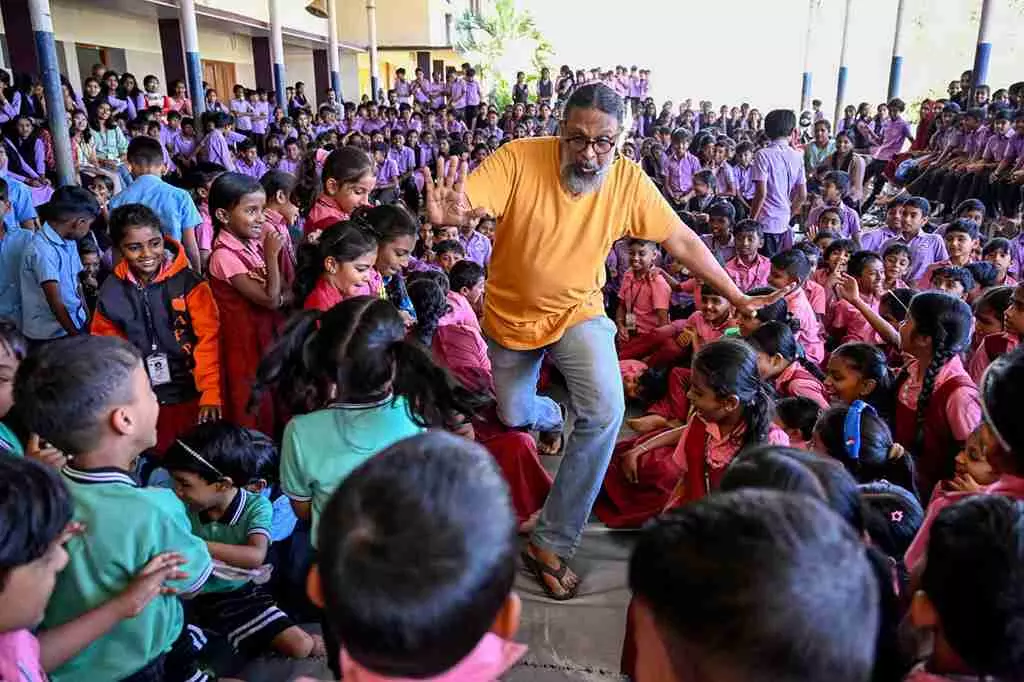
[560,163,610,195]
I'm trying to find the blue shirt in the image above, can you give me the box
[0,225,35,326]
[109,174,201,243]
[19,223,86,340]
[1,173,38,230]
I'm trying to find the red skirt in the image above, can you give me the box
[155,398,200,456]
[594,429,683,529]
[475,417,552,524]
[646,367,691,421]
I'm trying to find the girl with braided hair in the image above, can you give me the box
[894,292,980,502]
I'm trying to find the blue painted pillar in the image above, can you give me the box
[833,0,853,131]
[799,0,815,113]
[327,0,343,101]
[887,0,906,99]
[269,0,287,109]
[179,0,205,117]
[971,0,995,96]
[28,0,74,186]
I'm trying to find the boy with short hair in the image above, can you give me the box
[700,201,736,265]
[110,136,202,270]
[767,249,824,364]
[859,196,907,253]
[18,186,99,342]
[725,219,771,291]
[918,218,978,289]
[931,265,975,300]
[458,217,492,268]
[983,237,1017,286]
[15,336,213,681]
[806,170,861,242]
[751,109,807,256]
[882,196,948,283]
[448,259,486,317]
[616,239,671,345]
[234,138,268,180]
[433,239,466,273]
[0,177,35,325]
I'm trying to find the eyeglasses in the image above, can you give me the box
[564,135,616,155]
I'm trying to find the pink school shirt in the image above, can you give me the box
[0,629,45,682]
[305,195,350,236]
[304,277,345,311]
[679,311,732,352]
[897,356,981,443]
[803,279,826,316]
[208,230,267,282]
[441,291,479,330]
[967,332,1019,383]
[340,633,526,682]
[786,288,824,365]
[829,294,883,345]
[619,269,672,335]
[672,418,789,473]
[196,203,213,252]
[775,360,829,408]
[725,254,771,292]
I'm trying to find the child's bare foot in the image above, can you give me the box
[627,414,668,434]
[272,626,325,658]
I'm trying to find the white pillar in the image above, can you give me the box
[367,0,380,102]
[887,0,906,99]
[971,0,995,94]
[179,0,205,116]
[269,0,287,108]
[799,0,815,113]
[327,0,342,101]
[833,0,853,132]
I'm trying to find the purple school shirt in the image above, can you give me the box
[752,139,806,235]
[807,201,861,241]
[236,156,268,179]
[732,164,755,200]
[361,118,387,135]
[873,117,912,161]
[859,227,899,254]
[252,101,270,135]
[203,130,235,171]
[388,145,416,174]
[277,157,301,175]
[0,93,20,124]
[460,230,492,267]
[171,134,197,159]
[882,231,948,283]
[963,125,991,159]
[628,76,642,98]
[447,119,468,136]
[982,130,1013,162]
[464,80,482,106]
[375,157,399,185]
[604,239,632,295]
[414,78,432,104]
[450,79,467,109]
[1008,234,1024,276]
[1002,135,1024,164]
[663,151,702,196]
[700,234,736,265]
[230,99,253,131]
[479,125,504,142]
[713,163,734,194]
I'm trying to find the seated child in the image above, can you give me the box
[930,265,975,300]
[699,200,736,264]
[882,243,914,291]
[858,480,923,572]
[308,431,525,680]
[433,224,460,243]
[91,204,222,455]
[0,320,25,456]
[163,423,323,658]
[908,495,1024,681]
[774,396,822,450]
[0,456,192,681]
[767,249,824,364]
[812,228,839,255]
[628,490,879,682]
[830,250,887,345]
[748,321,829,407]
[814,401,918,496]
[735,286,797,337]
[966,261,1000,301]
[448,260,485,318]
[968,284,1021,382]
[807,170,861,241]
[918,218,979,289]
[724,219,770,291]
[794,241,826,316]
[433,239,465,273]
[623,283,736,368]
[982,237,1017,286]
[14,336,213,681]
[616,239,671,346]
[885,196,947,283]
[824,342,896,416]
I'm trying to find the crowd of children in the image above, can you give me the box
[2,56,1024,682]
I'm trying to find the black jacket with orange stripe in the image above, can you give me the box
[91,238,222,407]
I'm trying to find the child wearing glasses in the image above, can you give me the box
[164,422,324,660]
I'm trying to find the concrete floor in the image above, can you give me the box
[238,391,637,681]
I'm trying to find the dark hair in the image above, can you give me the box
[744,287,798,331]
[974,285,1014,320]
[824,238,856,263]
[964,262,995,289]
[208,172,264,235]
[903,196,930,216]
[945,217,979,240]
[906,292,973,450]
[125,136,164,167]
[693,169,716,190]
[847,250,882,278]
[816,404,918,494]
[448,260,484,293]
[812,229,839,246]
[983,236,1012,258]
[317,432,516,678]
[882,242,911,262]
[108,203,164,245]
[164,422,278,485]
[0,319,27,370]
[748,321,826,381]
[433,239,466,258]
[407,274,451,347]
[322,146,374,189]
[357,203,418,244]
[822,170,851,196]
[775,396,822,442]
[733,219,763,238]
[922,496,1024,678]
[629,489,878,682]
[564,83,624,126]
[692,339,773,447]
[293,219,378,305]
[707,200,736,223]
[37,186,100,224]
[830,343,895,416]
[770,249,811,283]
[980,345,1024,469]
[956,198,986,217]
[793,240,821,262]
[764,109,797,139]
[14,336,141,453]
[0,456,72,588]
[260,169,299,203]
[859,480,923,561]
[880,288,915,324]
[236,138,258,155]
[253,297,484,424]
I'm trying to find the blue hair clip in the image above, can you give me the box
[844,400,876,461]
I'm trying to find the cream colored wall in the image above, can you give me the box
[336,0,435,47]
[283,46,316,99]
[196,0,329,38]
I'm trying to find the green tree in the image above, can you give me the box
[454,0,553,110]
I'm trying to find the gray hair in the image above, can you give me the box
[563,83,625,126]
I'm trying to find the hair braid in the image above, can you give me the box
[914,326,956,451]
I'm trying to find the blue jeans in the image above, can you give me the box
[487,315,625,557]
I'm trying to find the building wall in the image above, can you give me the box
[196,0,330,38]
[283,46,316,98]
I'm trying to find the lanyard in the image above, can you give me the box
[138,283,159,353]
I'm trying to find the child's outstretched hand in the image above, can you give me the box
[620,447,646,484]
[197,405,221,423]
[26,434,68,470]
[836,273,861,302]
[115,553,188,619]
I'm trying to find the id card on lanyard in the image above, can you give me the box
[140,286,171,386]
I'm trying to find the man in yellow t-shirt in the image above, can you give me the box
[424,84,786,600]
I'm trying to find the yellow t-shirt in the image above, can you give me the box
[466,137,678,350]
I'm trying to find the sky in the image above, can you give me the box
[516,0,1024,116]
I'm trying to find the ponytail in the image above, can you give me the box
[747,321,824,381]
[743,379,774,448]
[407,276,451,347]
[390,339,488,428]
[692,339,775,449]
[251,309,327,415]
